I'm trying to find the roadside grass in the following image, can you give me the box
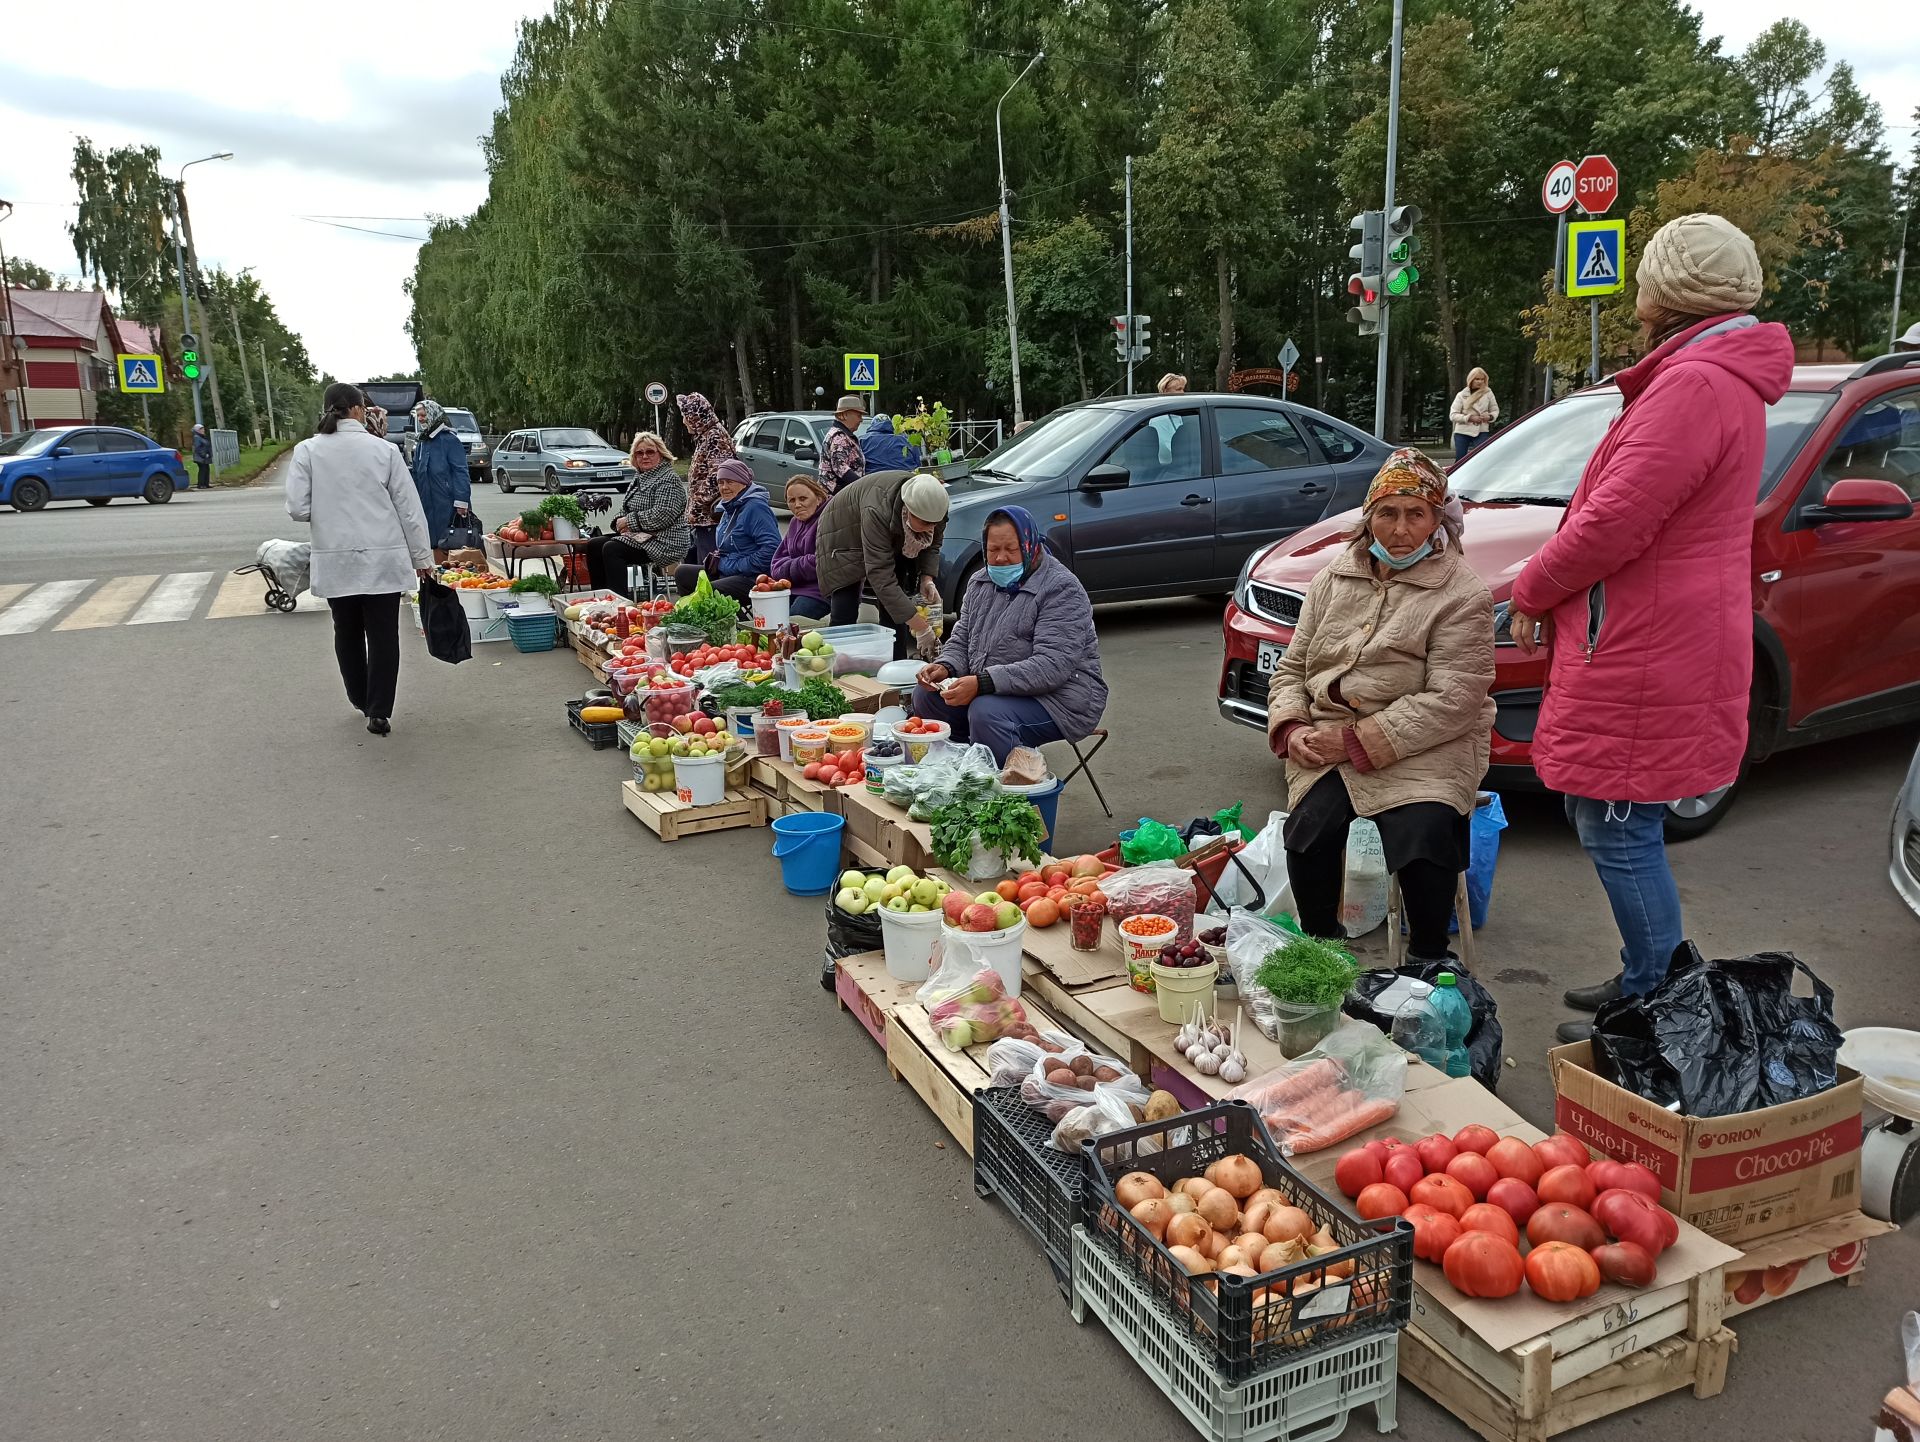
[214,439,292,486]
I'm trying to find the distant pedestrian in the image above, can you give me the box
[1896,322,1920,353]
[287,382,435,738]
[820,394,867,494]
[1157,373,1188,395]
[191,424,211,489]
[676,392,733,565]
[1449,368,1499,461]
[1504,213,1793,1041]
[675,458,779,602]
[409,399,471,564]
[585,432,688,597]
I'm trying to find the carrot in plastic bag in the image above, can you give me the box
[1235,1057,1341,1112]
[1285,1095,1398,1154]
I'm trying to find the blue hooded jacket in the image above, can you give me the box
[411,427,471,543]
[858,414,921,472]
[711,481,780,577]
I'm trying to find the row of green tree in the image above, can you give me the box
[28,139,322,447]
[408,0,1917,441]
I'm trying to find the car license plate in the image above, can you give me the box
[1255,641,1287,674]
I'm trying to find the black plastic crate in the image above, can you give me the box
[1085,1100,1412,1384]
[972,1085,1086,1295]
[566,698,620,750]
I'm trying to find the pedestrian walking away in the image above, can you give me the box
[286,382,436,737]
[410,399,472,565]
[819,394,868,495]
[1504,212,1794,1041]
[191,424,212,489]
[586,432,688,597]
[814,469,949,660]
[676,392,733,564]
[1266,449,1495,963]
[1449,367,1499,461]
[767,472,831,619]
[674,458,778,602]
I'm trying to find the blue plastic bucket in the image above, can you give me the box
[770,811,846,895]
[1002,778,1063,847]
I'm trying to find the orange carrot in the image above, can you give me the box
[1245,1058,1340,1110]
[1287,1096,1397,1154]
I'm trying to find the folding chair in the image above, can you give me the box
[1056,728,1113,818]
[1384,872,1475,970]
[624,562,670,602]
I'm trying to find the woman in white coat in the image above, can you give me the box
[287,383,435,736]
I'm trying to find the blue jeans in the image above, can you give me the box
[911,684,1062,765]
[1564,797,1683,996]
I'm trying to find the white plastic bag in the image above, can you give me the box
[1020,1047,1149,1122]
[915,956,1034,1050]
[1225,907,1297,1043]
[1049,1084,1148,1153]
[1340,819,1388,936]
[1228,1021,1407,1156]
[1212,809,1289,915]
[983,1028,1076,1087]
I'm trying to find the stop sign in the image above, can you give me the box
[1574,154,1619,214]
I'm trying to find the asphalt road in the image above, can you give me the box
[3,471,1915,1441]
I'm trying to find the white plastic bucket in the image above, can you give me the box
[455,587,490,620]
[944,916,1029,996]
[550,515,582,540]
[878,906,943,982]
[672,753,726,806]
[750,588,791,626]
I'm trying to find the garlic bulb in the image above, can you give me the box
[1197,1029,1221,1052]
[1176,1022,1198,1051]
[1219,1058,1247,1085]
[1212,1041,1234,1061]
[1194,1051,1222,1076]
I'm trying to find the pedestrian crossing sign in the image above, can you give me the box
[1566,220,1627,298]
[843,353,880,392]
[116,353,165,394]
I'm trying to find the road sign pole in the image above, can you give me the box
[170,199,203,434]
[1373,0,1405,441]
[1546,210,1568,397]
[653,404,661,436]
[1590,298,1601,384]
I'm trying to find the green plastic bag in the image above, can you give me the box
[1121,818,1186,865]
[1214,802,1257,842]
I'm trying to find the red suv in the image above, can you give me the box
[1219,352,1920,837]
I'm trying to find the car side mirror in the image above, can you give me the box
[1081,463,1130,491]
[793,445,818,463]
[1803,476,1916,526]
[52,446,74,458]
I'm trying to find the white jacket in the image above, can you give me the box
[287,420,434,598]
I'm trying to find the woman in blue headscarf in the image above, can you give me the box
[911,505,1108,764]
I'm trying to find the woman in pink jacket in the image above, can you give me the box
[1506,214,1794,1042]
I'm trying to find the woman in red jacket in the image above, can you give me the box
[1507,214,1794,1042]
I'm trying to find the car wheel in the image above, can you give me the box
[9,477,49,512]
[543,467,561,494]
[142,474,175,505]
[87,497,112,506]
[1664,778,1743,841]
[497,469,514,494]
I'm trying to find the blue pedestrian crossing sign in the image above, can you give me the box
[843,353,880,392]
[116,353,165,394]
[1566,220,1627,299]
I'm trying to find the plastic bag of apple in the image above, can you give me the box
[917,960,1035,1051]
[1332,1125,1678,1302]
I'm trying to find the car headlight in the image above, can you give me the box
[565,458,589,468]
[1492,600,1515,646]
[1234,542,1276,611]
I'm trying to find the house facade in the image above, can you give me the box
[5,288,122,430]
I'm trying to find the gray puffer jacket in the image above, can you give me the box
[936,552,1108,740]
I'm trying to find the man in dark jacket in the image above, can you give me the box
[814,469,948,659]
[191,425,212,489]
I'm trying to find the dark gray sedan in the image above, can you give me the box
[491,427,635,494]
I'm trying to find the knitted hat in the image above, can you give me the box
[1637,213,1762,317]
[900,473,950,522]
[714,458,753,488]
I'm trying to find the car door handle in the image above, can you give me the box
[1299,482,1329,495]
[1181,493,1211,507]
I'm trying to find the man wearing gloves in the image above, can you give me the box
[814,470,949,660]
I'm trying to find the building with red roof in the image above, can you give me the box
[5,288,123,430]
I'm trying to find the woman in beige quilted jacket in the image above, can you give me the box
[1266,450,1495,961]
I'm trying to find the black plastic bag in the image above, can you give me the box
[819,868,888,990]
[418,575,472,665]
[1591,943,1843,1117]
[1346,962,1505,1091]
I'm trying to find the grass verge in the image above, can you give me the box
[214,440,293,486]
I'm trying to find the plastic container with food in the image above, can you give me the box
[637,681,697,726]
[775,715,815,763]
[748,586,790,627]
[830,714,873,743]
[753,710,796,758]
[789,728,833,767]
[1118,913,1178,965]
[811,623,895,678]
[1069,898,1107,954]
[894,716,951,764]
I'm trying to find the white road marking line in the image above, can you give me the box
[0,583,31,614]
[0,579,94,635]
[127,571,214,625]
[55,574,161,630]
[205,569,271,619]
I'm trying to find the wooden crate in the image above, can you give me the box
[834,951,921,1049]
[572,630,609,675]
[839,675,903,714]
[750,756,845,816]
[620,778,769,841]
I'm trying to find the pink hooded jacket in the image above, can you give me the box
[1511,314,1794,802]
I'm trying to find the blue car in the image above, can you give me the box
[0,425,190,511]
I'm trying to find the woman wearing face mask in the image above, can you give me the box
[766,473,831,619]
[911,506,1107,765]
[1265,450,1495,964]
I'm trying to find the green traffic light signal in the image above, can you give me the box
[1386,267,1418,296]
[182,348,201,380]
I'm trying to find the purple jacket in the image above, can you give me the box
[769,510,823,601]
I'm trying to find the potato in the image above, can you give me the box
[1069,1056,1095,1077]
[1144,1090,1181,1123]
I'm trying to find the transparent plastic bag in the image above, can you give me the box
[1020,1047,1149,1122]
[1224,907,1305,1042]
[916,957,1032,1051]
[983,1029,1076,1087]
[1227,1021,1407,1156]
[1049,1084,1149,1153]
[1101,863,1198,943]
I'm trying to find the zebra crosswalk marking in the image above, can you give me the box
[127,571,213,626]
[0,580,95,635]
[55,574,160,631]
[205,569,272,619]
[0,583,30,614]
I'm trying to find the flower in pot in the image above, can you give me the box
[537,494,587,539]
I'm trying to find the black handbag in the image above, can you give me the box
[418,575,472,665]
[438,507,484,551]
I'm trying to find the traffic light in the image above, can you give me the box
[1347,274,1381,336]
[1384,205,1422,296]
[1133,315,1150,357]
[1111,315,1151,362]
[179,333,202,382]
[1111,315,1131,361]
[1347,211,1384,335]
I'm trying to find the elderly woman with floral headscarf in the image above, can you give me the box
[1265,449,1495,964]
[676,392,734,564]
[409,398,472,563]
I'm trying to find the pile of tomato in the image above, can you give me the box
[801,749,865,788]
[1336,1126,1679,1303]
[668,642,774,677]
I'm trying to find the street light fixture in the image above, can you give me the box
[171,152,232,432]
[996,51,1042,428]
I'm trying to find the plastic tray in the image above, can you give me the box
[566,698,620,750]
[507,610,559,653]
[1072,1226,1398,1442]
[1085,1101,1411,1383]
[972,1086,1087,1296]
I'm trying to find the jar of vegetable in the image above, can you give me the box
[1069,898,1106,954]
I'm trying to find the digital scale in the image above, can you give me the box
[1839,1028,1920,1224]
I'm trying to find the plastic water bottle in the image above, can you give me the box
[1390,981,1450,1071]
[1431,972,1473,1078]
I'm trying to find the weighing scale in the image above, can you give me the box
[1839,1028,1920,1224]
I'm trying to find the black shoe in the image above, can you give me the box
[1563,976,1622,1012]
[367,717,391,736]
[1556,1020,1595,1044]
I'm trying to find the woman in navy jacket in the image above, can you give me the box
[674,459,778,601]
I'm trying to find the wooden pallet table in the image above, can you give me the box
[572,630,608,675]
[750,756,845,816]
[621,777,769,840]
[834,951,921,1049]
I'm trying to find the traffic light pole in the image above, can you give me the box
[170,198,204,434]
[1124,154,1135,397]
[175,182,226,432]
[1373,0,1405,441]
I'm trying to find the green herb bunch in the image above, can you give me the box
[508,573,561,596]
[536,494,586,526]
[765,677,848,721]
[1254,936,1358,1008]
[664,572,743,644]
[928,777,1046,871]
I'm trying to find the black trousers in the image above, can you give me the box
[194,461,209,487]
[586,534,654,596]
[327,593,401,720]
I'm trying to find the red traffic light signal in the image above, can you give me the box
[1348,274,1378,305]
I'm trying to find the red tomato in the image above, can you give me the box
[1486,1178,1540,1229]
[1533,1134,1588,1172]
[1527,1203,1606,1251]
[820,770,843,787]
[1361,1139,1391,1167]
[1403,1203,1464,1263]
[1443,1232,1525,1299]
[1487,1137,1544,1187]
[1458,1202,1520,1246]
[1382,1150,1426,1195]
[1444,1152,1499,1201]
[1377,1136,1406,1151]
[1354,1183,1408,1221]
[1525,1241,1602,1302]
[1537,1164,1599,1211]
[1334,1149,1385,1200]
[1415,1134,1459,1175]
[802,762,824,781]
[1590,1241,1658,1288]
[1592,1189,1678,1256]
[1589,1159,1662,1201]
[1409,1174,1474,1220]
[1451,1123,1500,1156]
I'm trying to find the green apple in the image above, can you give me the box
[880,882,904,902]
[886,865,917,885]
[834,888,867,915]
[975,891,1002,908]
[862,876,889,903]
[945,1019,974,1049]
[839,869,866,892]
[911,878,941,906]
[885,895,911,913]
[908,904,930,913]
[993,901,1022,929]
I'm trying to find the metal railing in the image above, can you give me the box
[946,420,1004,461]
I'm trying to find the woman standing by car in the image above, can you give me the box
[1449,368,1499,460]
[586,432,687,596]
[409,399,471,564]
[1266,449,1495,964]
[287,383,435,737]
[676,392,734,564]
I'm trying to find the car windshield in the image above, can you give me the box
[445,410,479,432]
[973,407,1116,482]
[1450,390,1833,504]
[0,429,60,457]
[541,429,610,450]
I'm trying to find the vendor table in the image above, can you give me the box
[484,533,589,582]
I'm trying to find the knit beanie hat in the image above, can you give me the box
[1637,213,1762,317]
[900,473,950,523]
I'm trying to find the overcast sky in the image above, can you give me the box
[1,1,1914,388]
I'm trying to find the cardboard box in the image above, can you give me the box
[1718,1209,1894,1318]
[1549,1041,1864,1247]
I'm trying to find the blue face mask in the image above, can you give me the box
[986,562,1026,589]
[1368,539,1433,571]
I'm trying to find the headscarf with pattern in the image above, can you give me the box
[1362,447,1464,551]
[675,392,735,528]
[984,505,1045,589]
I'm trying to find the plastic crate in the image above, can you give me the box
[972,1086,1086,1295]
[567,698,620,749]
[1072,1227,1397,1442]
[507,610,559,653]
[1085,1100,1411,1383]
